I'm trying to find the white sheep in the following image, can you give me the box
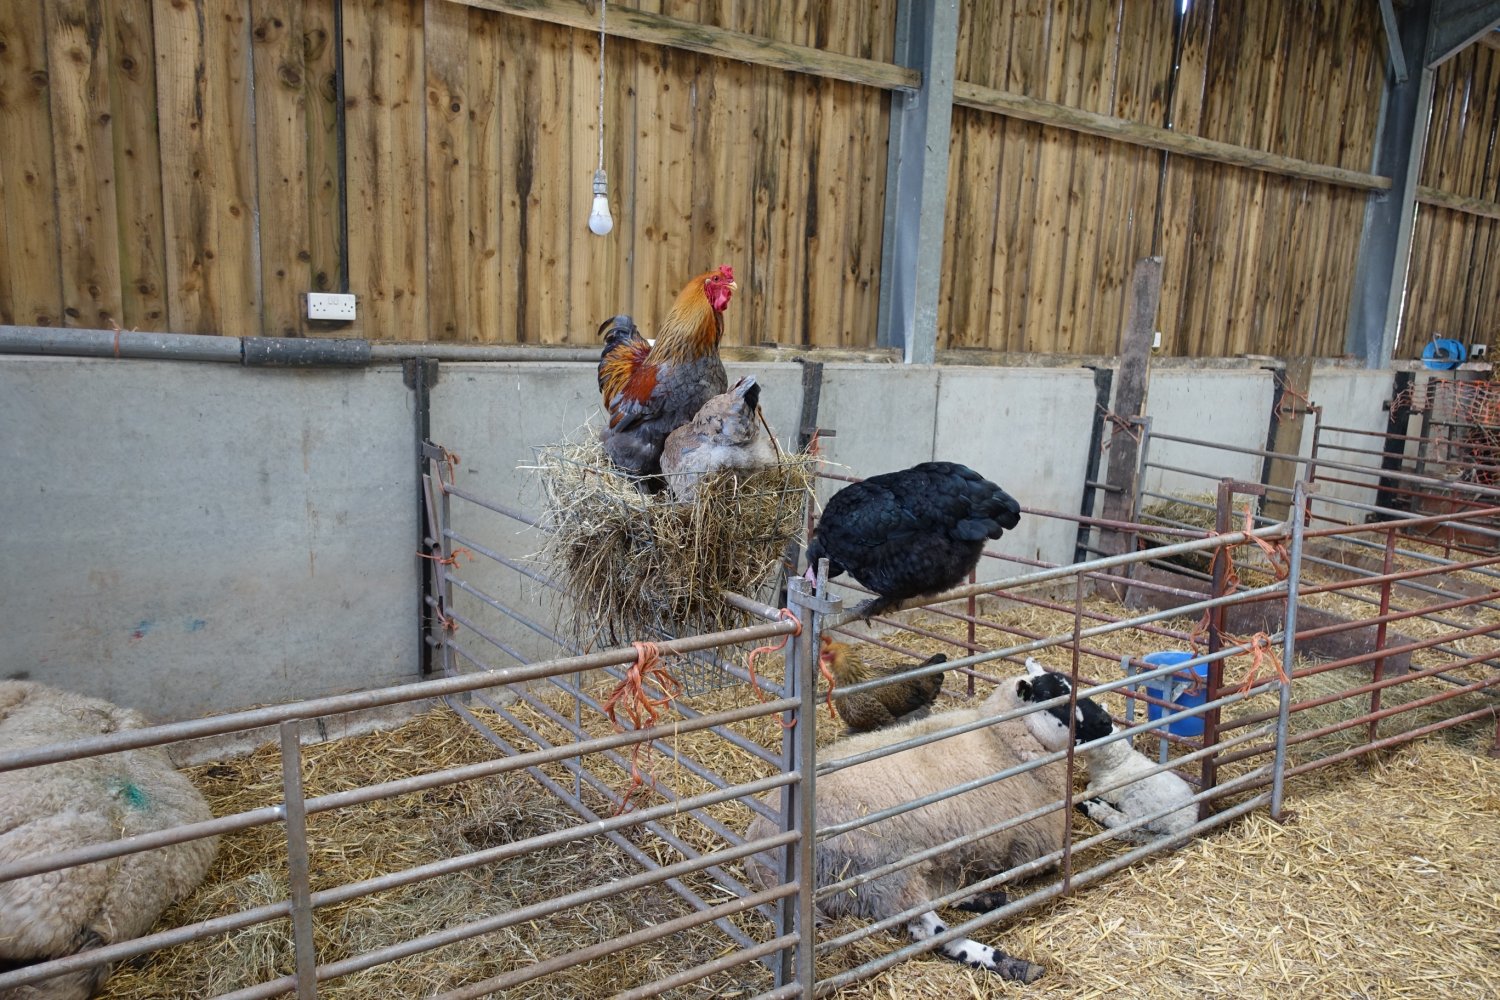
[0,681,219,1000]
[1019,659,1198,844]
[743,665,1110,982]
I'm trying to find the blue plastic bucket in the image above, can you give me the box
[1138,651,1208,737]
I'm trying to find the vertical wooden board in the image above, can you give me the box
[1068,135,1109,354]
[154,0,259,337]
[801,78,847,348]
[569,15,618,346]
[769,12,809,347]
[1026,122,1070,353]
[942,115,988,350]
[1060,2,1112,354]
[1221,171,1267,356]
[495,15,535,340]
[0,2,64,326]
[683,54,718,300]
[628,29,665,337]
[825,0,866,339]
[1169,163,1213,355]
[982,0,1026,350]
[530,21,572,342]
[107,0,168,330]
[1004,119,1044,350]
[796,75,828,348]
[747,60,782,345]
[692,60,753,341]
[847,83,887,346]
[301,0,342,297]
[744,0,792,347]
[1322,190,1365,353]
[1171,0,1211,135]
[424,0,469,341]
[1006,0,1049,97]
[250,0,311,337]
[44,0,124,329]
[466,7,503,342]
[773,69,812,347]
[344,0,425,341]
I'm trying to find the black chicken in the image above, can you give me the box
[804,461,1022,619]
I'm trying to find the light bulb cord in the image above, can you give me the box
[596,0,606,177]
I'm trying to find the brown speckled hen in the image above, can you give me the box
[821,636,947,733]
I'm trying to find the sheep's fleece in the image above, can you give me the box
[0,681,218,1000]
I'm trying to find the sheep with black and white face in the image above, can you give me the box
[742,663,1111,982]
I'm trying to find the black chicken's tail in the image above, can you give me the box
[955,484,1022,541]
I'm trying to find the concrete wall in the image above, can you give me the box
[1138,368,1277,507]
[1305,369,1400,521]
[1133,366,1403,525]
[0,351,1401,724]
[0,357,418,721]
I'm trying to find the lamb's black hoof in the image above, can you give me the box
[999,957,1045,983]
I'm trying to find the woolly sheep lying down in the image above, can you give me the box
[0,681,218,1000]
[743,664,1110,983]
[1020,659,1198,843]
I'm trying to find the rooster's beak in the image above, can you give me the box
[728,279,739,292]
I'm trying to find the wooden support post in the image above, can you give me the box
[1262,357,1314,522]
[1099,257,1164,556]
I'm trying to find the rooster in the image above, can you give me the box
[597,265,738,483]
[659,376,779,500]
[804,461,1021,620]
[820,636,947,733]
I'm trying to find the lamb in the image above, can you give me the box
[0,681,219,1000]
[1018,659,1198,844]
[742,664,1110,982]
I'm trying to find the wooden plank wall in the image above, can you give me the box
[0,0,895,346]
[941,0,1387,357]
[1403,43,1500,359]
[1158,0,1386,360]
[0,0,1494,357]
[942,1,1176,354]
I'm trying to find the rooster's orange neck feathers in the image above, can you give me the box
[646,269,729,365]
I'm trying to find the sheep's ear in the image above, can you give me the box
[1024,657,1045,677]
[1016,678,1033,701]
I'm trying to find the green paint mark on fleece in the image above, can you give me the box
[111,779,151,811]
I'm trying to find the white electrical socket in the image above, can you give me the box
[1471,344,1488,359]
[306,292,357,322]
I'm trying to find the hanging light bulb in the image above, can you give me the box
[588,167,613,236]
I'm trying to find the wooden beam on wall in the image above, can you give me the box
[455,0,920,92]
[952,81,1392,193]
[1416,184,1500,221]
